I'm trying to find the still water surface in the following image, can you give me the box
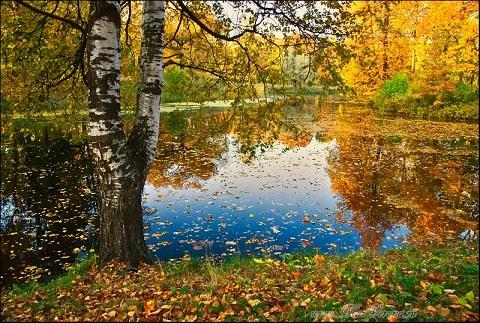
[1,99,478,284]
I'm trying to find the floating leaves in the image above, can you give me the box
[3,102,479,286]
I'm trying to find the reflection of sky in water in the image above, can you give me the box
[2,105,478,286]
[143,135,408,260]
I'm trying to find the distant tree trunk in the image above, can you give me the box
[381,1,390,80]
[87,0,165,267]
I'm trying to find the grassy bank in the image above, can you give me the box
[1,243,478,322]
[376,101,479,123]
[372,74,479,122]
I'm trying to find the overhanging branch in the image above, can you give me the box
[176,0,254,42]
[15,0,86,33]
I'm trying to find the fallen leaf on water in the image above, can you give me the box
[302,241,312,247]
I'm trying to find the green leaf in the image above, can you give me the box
[431,284,443,295]
[465,291,475,302]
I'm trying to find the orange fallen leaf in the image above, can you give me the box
[439,307,450,317]
[426,305,436,312]
[319,276,331,287]
[144,300,156,313]
[314,254,325,265]
[292,271,302,279]
[224,308,235,316]
[302,240,312,247]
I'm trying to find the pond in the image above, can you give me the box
[1,98,479,285]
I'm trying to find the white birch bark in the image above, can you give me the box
[129,1,165,168]
[86,0,166,265]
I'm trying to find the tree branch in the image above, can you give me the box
[176,0,253,42]
[15,0,86,33]
[164,60,226,80]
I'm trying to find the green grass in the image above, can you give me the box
[4,253,97,315]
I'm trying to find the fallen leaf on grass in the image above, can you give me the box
[144,300,156,313]
[314,255,325,265]
[292,271,302,280]
[248,299,261,307]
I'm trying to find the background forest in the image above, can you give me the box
[1,1,478,122]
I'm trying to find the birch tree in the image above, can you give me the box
[87,0,165,266]
[9,0,350,267]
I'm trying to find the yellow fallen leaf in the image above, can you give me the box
[224,308,235,316]
[144,300,156,313]
[185,315,197,321]
[300,298,311,307]
[420,280,429,289]
[248,299,261,307]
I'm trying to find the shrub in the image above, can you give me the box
[453,82,478,103]
[162,67,190,103]
[374,74,409,110]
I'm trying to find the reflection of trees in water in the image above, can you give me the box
[328,107,479,251]
[1,124,98,284]
[147,103,313,188]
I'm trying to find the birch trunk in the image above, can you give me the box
[87,0,165,267]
